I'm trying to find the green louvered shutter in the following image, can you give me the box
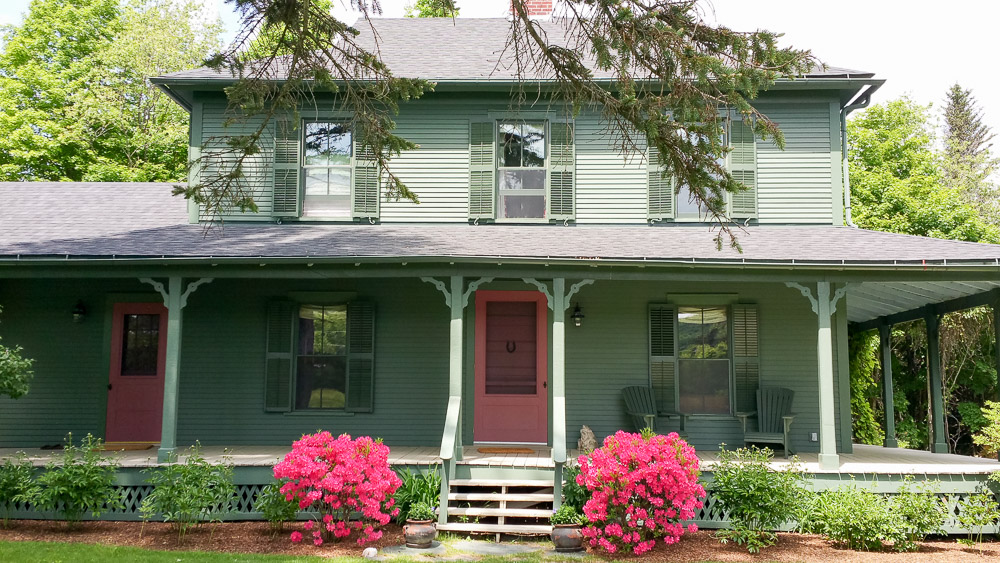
[273,119,301,217]
[732,304,760,413]
[649,304,677,414]
[647,145,674,220]
[729,120,757,219]
[345,301,375,413]
[547,121,575,221]
[352,136,380,219]
[264,301,296,412]
[468,121,496,220]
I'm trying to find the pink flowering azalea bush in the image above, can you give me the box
[577,430,705,555]
[274,432,401,546]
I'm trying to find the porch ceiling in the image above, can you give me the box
[848,281,1000,329]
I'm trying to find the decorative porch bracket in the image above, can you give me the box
[784,281,844,470]
[138,277,214,463]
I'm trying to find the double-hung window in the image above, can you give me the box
[649,303,759,417]
[264,300,375,413]
[302,122,352,218]
[498,121,547,219]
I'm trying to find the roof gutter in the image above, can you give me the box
[840,80,884,227]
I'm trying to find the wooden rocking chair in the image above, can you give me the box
[736,386,796,458]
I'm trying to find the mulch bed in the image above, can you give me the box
[0,520,997,561]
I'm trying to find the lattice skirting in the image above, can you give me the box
[5,468,998,534]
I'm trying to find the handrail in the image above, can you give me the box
[440,396,461,460]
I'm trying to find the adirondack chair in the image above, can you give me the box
[621,386,687,434]
[736,386,796,457]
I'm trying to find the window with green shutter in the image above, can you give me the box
[352,135,380,220]
[729,120,758,219]
[646,145,674,220]
[469,121,496,220]
[263,300,376,413]
[547,121,575,221]
[647,303,760,416]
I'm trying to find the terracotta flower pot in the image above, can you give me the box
[551,523,584,552]
[403,519,437,548]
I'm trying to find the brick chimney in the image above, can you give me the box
[512,0,553,19]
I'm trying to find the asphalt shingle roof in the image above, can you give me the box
[2,183,999,267]
[154,18,875,83]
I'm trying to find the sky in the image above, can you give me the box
[1,0,998,135]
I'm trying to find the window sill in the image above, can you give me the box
[283,411,356,417]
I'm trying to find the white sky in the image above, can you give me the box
[1,0,998,135]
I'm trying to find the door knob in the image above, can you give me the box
[107,383,112,390]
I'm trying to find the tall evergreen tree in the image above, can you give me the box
[941,84,998,221]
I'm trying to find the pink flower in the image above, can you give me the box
[290,531,303,543]
[314,537,323,546]
[303,519,314,530]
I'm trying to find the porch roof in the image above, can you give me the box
[3,182,1000,326]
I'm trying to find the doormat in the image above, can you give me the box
[477,447,536,454]
[102,442,157,451]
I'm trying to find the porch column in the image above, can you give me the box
[995,296,1000,460]
[552,278,567,510]
[878,323,898,448]
[816,282,840,470]
[449,275,464,460]
[926,313,948,454]
[159,277,184,463]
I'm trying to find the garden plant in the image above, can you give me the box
[406,501,435,522]
[561,464,589,513]
[709,445,807,553]
[575,428,705,555]
[256,480,299,535]
[274,432,401,546]
[551,504,584,526]
[957,471,1000,549]
[392,466,440,525]
[140,444,236,540]
[0,452,36,527]
[34,433,121,526]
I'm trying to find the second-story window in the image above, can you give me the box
[303,122,352,218]
[498,121,546,219]
[675,128,728,219]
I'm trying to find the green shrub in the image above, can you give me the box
[561,464,589,513]
[34,434,121,526]
[709,446,807,553]
[392,466,440,525]
[892,478,946,551]
[807,480,945,552]
[139,444,236,540]
[957,472,1000,548]
[0,453,37,526]
[256,481,298,534]
[406,501,435,521]
[551,504,583,526]
[973,401,1000,456]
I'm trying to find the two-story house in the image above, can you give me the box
[2,11,1000,532]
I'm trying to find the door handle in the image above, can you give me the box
[543,381,547,388]
[107,383,112,390]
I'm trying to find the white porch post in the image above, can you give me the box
[815,282,840,470]
[449,275,464,461]
[552,278,566,510]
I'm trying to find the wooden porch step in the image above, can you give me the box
[448,492,553,502]
[449,479,553,488]
[448,507,553,518]
[437,522,552,534]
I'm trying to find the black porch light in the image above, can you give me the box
[570,304,585,327]
[71,300,87,323]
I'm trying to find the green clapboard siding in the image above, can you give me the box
[198,99,274,219]
[0,276,844,455]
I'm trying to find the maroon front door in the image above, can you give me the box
[474,290,548,443]
[105,302,167,443]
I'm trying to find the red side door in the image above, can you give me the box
[474,290,548,443]
[105,302,167,443]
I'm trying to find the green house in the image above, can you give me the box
[2,16,1000,533]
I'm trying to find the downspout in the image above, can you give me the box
[840,82,882,227]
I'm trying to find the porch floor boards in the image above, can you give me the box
[2,443,998,474]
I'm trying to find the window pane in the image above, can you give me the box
[303,168,351,217]
[304,122,351,166]
[499,169,545,191]
[678,359,730,414]
[502,194,546,219]
[121,314,159,376]
[498,121,545,168]
[678,307,728,359]
[296,305,348,409]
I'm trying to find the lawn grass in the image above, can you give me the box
[0,541,363,563]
